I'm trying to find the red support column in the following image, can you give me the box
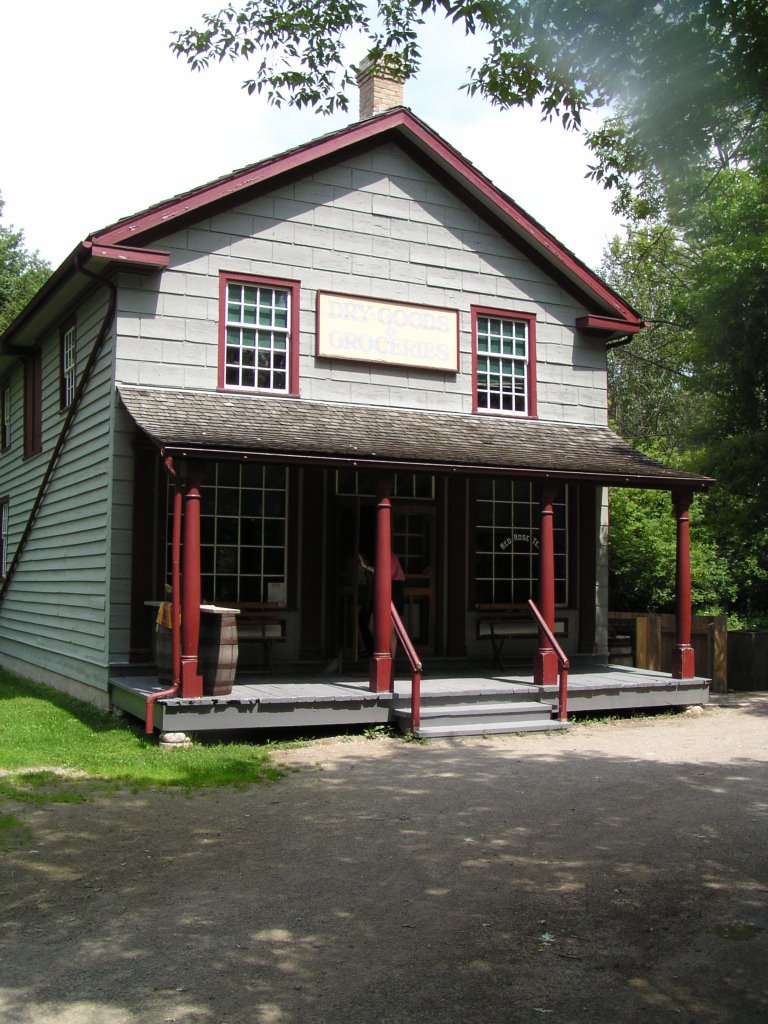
[369,474,394,693]
[181,468,204,697]
[534,482,558,686]
[672,488,696,679]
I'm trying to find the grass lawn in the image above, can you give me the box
[0,670,284,827]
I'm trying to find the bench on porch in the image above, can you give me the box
[477,614,567,671]
[223,606,287,676]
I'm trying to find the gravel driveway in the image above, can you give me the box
[1,696,766,1024]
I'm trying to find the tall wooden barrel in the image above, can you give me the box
[199,611,239,696]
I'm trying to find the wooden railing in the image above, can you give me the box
[528,599,569,722]
[391,602,422,733]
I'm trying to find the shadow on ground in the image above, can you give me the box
[1,711,766,1024]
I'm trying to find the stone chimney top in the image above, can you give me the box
[355,53,406,120]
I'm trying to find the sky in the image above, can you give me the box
[1,0,623,273]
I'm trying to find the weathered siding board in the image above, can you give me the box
[0,289,116,692]
[114,142,605,426]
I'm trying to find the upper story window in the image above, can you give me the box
[1,384,10,451]
[60,323,76,410]
[219,272,299,395]
[472,307,537,417]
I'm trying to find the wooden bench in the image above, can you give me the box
[222,606,287,676]
[477,615,567,671]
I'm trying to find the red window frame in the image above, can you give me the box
[23,349,42,458]
[218,271,300,396]
[471,306,538,418]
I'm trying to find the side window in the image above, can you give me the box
[0,499,8,579]
[23,349,42,457]
[472,308,537,417]
[219,273,299,395]
[1,383,10,451]
[60,322,77,410]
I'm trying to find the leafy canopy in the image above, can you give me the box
[0,195,50,334]
[172,1,768,206]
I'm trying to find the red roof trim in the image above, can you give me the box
[576,315,643,336]
[89,244,170,268]
[90,108,637,324]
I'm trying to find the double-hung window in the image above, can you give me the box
[472,308,537,417]
[60,323,76,409]
[219,272,299,394]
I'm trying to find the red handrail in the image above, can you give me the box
[528,599,569,722]
[390,602,422,733]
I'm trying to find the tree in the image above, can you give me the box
[600,228,697,460]
[0,196,50,334]
[171,1,768,206]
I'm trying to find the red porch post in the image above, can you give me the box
[672,488,696,679]
[369,473,394,693]
[181,467,204,697]
[534,482,558,686]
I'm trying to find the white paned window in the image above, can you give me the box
[476,315,529,414]
[225,282,290,391]
[1,385,10,450]
[474,479,568,606]
[167,463,289,605]
[61,325,76,408]
[0,501,8,578]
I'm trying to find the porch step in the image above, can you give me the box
[392,700,568,738]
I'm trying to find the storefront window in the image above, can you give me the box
[473,479,567,606]
[167,463,288,604]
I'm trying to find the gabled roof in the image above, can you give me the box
[1,105,640,357]
[118,386,711,490]
[91,106,640,330]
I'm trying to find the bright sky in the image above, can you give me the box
[1,0,622,273]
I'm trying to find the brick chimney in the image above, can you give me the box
[356,53,406,119]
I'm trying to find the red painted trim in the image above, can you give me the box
[672,488,695,679]
[218,271,300,396]
[370,474,394,692]
[88,244,171,268]
[181,471,203,697]
[23,350,42,458]
[471,306,538,418]
[314,290,460,374]
[90,108,638,324]
[576,315,643,336]
[534,483,559,686]
[577,485,597,653]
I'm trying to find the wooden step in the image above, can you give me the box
[392,700,569,737]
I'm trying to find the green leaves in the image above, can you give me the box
[0,196,50,335]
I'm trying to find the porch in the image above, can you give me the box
[110,659,710,739]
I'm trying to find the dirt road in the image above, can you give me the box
[1,697,766,1024]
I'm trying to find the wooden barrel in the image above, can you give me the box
[199,611,239,696]
[609,633,634,666]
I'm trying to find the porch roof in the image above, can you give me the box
[118,385,711,490]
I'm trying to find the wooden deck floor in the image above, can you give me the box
[110,658,710,734]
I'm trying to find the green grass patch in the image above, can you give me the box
[0,669,283,796]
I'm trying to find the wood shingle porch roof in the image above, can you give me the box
[118,385,711,490]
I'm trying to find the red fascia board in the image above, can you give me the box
[576,315,644,336]
[89,244,170,268]
[88,107,638,324]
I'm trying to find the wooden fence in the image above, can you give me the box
[608,612,728,692]
[727,631,768,691]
